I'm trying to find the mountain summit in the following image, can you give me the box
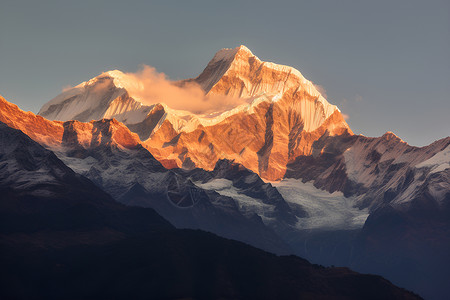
[39,45,352,180]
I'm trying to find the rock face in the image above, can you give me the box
[38,45,352,180]
[1,96,141,152]
[1,97,64,148]
[148,46,352,180]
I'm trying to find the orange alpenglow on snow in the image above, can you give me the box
[38,45,353,180]
[0,95,141,152]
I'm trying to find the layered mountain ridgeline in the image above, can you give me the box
[1,94,362,251]
[39,45,352,180]
[285,132,449,212]
[0,121,421,300]
[1,96,359,258]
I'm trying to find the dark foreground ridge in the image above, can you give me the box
[1,231,421,300]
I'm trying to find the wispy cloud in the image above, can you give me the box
[110,65,246,114]
[62,85,73,92]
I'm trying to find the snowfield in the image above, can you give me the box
[196,177,369,231]
[273,179,369,230]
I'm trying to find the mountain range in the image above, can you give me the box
[1,45,448,299]
[2,120,421,300]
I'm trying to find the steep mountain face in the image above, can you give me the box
[1,97,64,148]
[0,121,91,203]
[154,45,351,180]
[1,96,141,152]
[1,121,421,300]
[38,71,151,124]
[39,45,352,180]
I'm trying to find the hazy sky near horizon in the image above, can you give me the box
[1,0,449,146]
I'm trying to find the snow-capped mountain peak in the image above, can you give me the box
[38,46,352,180]
[38,71,152,125]
[209,45,253,65]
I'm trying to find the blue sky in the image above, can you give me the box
[1,0,449,146]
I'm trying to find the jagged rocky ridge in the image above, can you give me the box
[285,132,449,213]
